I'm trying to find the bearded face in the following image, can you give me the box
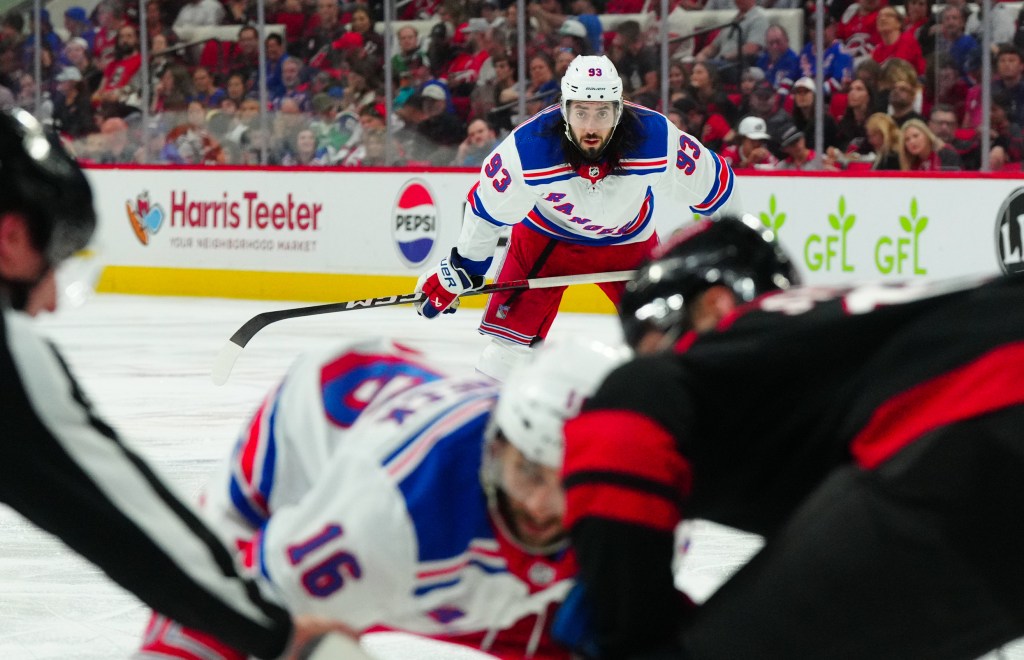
[114,28,138,58]
[566,100,617,160]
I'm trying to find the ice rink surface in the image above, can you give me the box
[1,293,1020,659]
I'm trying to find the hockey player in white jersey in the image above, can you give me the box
[138,339,628,659]
[200,338,448,545]
[414,54,745,380]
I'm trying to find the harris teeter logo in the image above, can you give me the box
[392,180,438,268]
[126,191,165,245]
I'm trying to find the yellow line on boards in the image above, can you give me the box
[96,266,618,314]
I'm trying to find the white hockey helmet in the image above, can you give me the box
[493,338,629,468]
[560,55,624,126]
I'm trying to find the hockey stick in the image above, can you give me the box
[211,269,636,385]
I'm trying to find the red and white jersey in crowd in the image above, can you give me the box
[200,338,447,546]
[455,102,742,275]
[95,52,142,97]
[446,50,495,90]
[836,4,881,58]
[92,26,118,69]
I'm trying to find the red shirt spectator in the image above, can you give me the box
[902,0,931,38]
[269,0,308,48]
[702,112,733,150]
[91,24,141,110]
[836,0,883,59]
[91,1,127,70]
[872,7,925,75]
[446,19,495,96]
[399,0,442,20]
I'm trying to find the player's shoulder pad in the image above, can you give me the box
[622,103,670,160]
[513,105,566,172]
[584,354,692,441]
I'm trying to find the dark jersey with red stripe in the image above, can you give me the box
[561,274,1024,656]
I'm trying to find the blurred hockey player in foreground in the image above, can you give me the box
[616,216,800,353]
[560,219,1024,658]
[0,109,347,659]
[414,54,745,381]
[138,339,628,659]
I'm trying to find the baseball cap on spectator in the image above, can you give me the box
[738,116,771,141]
[422,84,447,101]
[65,6,88,22]
[793,77,815,94]
[332,32,363,51]
[64,36,88,52]
[742,66,766,83]
[752,80,775,97]
[780,125,804,148]
[560,19,588,38]
[466,18,490,32]
[55,67,82,82]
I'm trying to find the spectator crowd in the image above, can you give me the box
[1,0,1023,170]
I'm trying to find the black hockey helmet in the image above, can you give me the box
[619,215,800,349]
[0,108,96,266]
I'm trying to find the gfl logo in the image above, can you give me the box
[802,196,929,276]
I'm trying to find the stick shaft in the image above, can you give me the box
[211,269,635,386]
[228,270,636,349]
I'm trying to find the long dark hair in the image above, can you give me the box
[555,104,644,172]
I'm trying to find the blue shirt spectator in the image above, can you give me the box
[264,33,288,99]
[756,25,801,97]
[23,9,64,69]
[271,56,311,112]
[798,40,854,98]
[188,66,226,108]
[63,6,95,52]
[570,0,604,56]
[936,5,980,81]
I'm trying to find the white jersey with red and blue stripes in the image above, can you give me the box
[250,375,576,658]
[200,339,447,547]
[455,102,741,275]
[142,359,575,660]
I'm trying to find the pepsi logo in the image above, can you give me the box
[392,179,439,268]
